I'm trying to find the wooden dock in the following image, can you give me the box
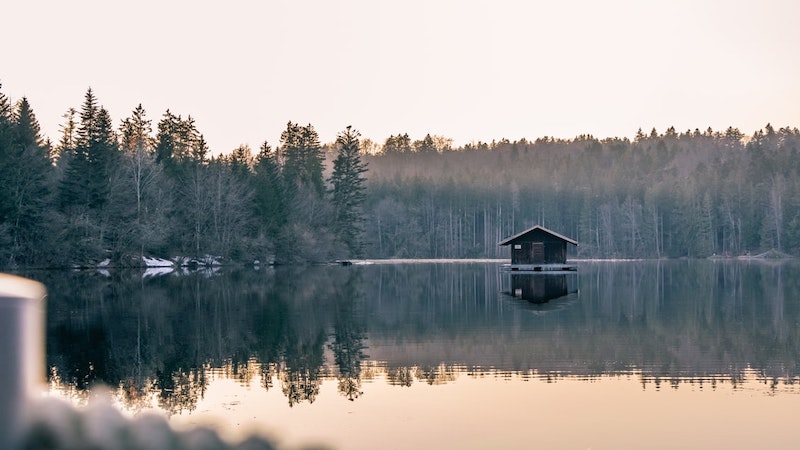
[500,263,577,272]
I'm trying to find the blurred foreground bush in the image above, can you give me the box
[22,393,327,450]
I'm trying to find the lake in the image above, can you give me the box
[32,260,800,449]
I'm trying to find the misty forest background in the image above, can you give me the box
[2,84,800,268]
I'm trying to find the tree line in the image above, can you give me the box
[2,82,799,267]
[362,125,800,259]
[0,85,367,268]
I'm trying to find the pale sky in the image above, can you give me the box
[4,0,799,154]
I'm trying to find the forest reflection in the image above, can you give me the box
[502,272,578,303]
[31,260,800,413]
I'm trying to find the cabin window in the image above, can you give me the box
[514,244,522,250]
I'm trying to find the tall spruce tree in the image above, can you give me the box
[53,108,78,175]
[329,126,368,257]
[253,141,286,257]
[88,106,119,209]
[59,99,93,210]
[56,89,122,262]
[229,144,253,178]
[155,111,204,168]
[59,88,119,211]
[155,109,178,166]
[278,122,336,262]
[279,121,325,196]
[0,96,53,266]
[0,84,15,226]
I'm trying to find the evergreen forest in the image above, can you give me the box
[2,83,799,268]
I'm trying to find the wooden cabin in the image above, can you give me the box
[498,225,578,271]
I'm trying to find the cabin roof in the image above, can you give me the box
[497,225,579,246]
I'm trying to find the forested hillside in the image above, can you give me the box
[363,127,800,259]
[1,83,798,267]
[0,86,367,268]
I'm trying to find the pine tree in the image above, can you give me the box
[87,106,119,209]
[329,126,368,257]
[0,83,11,120]
[382,133,412,154]
[155,109,178,166]
[56,89,122,263]
[413,134,437,153]
[153,108,210,256]
[155,111,204,169]
[192,133,209,162]
[252,141,286,256]
[120,104,153,156]
[120,104,167,257]
[280,122,325,196]
[0,96,54,265]
[0,85,15,219]
[76,88,99,147]
[59,91,94,209]
[55,108,78,166]
[229,144,253,178]
[60,88,119,211]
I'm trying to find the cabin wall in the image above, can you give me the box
[509,234,568,264]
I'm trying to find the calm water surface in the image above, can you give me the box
[30,260,800,449]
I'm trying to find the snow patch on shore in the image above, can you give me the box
[142,256,174,267]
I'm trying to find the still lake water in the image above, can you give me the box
[31,260,800,449]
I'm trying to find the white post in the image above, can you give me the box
[0,274,46,450]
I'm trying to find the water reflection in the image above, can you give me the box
[501,272,578,305]
[23,260,800,413]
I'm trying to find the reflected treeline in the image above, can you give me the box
[502,272,578,303]
[26,260,800,411]
[574,260,800,384]
[35,265,371,412]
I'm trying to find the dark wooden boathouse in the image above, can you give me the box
[498,225,578,271]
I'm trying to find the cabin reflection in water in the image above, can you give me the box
[503,273,578,304]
